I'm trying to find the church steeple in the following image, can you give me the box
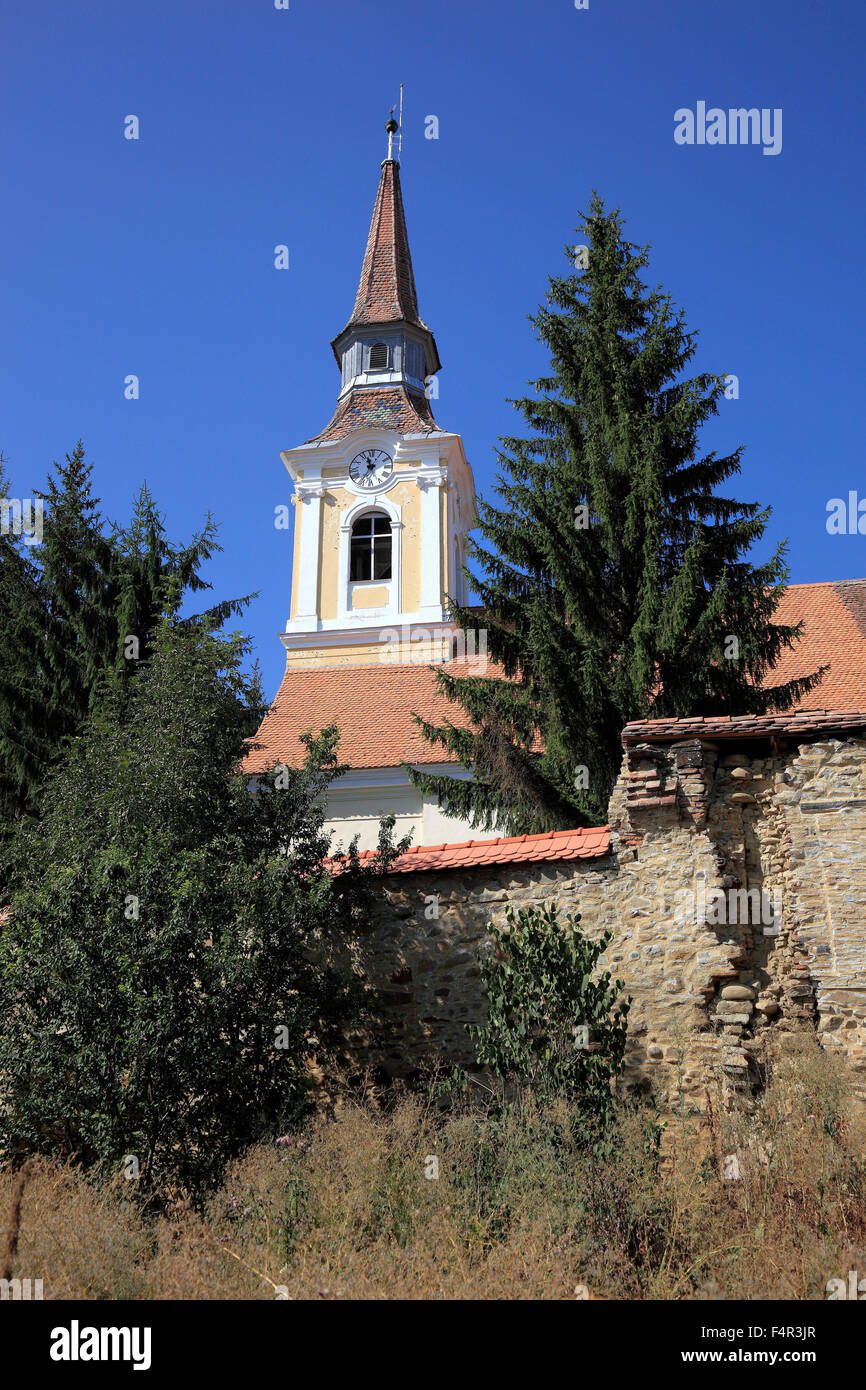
[311,118,441,444]
[279,116,476,666]
[338,123,431,338]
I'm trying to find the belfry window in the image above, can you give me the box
[350,513,392,581]
[368,342,389,371]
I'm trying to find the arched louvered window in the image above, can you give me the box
[368,342,389,371]
[350,512,392,581]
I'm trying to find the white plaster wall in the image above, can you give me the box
[322,768,502,852]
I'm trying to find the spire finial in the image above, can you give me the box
[385,112,399,162]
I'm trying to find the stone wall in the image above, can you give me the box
[349,717,866,1112]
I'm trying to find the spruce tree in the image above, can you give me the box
[0,455,54,822]
[111,482,250,677]
[407,197,822,833]
[0,442,254,834]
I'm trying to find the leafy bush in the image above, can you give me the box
[0,619,401,1198]
[468,903,630,1129]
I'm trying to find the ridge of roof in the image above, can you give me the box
[785,578,866,588]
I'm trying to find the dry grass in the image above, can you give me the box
[3,1035,865,1300]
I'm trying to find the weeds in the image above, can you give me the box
[1,1036,864,1300]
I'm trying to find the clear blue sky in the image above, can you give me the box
[2,0,864,697]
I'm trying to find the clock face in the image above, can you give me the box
[349,448,393,489]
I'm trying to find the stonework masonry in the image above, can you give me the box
[348,716,866,1113]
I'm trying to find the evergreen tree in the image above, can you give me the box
[0,452,50,825]
[111,481,249,677]
[0,442,253,834]
[408,197,823,833]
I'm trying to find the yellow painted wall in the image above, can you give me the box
[311,480,423,621]
[397,480,421,614]
[285,631,454,671]
[319,494,341,621]
[351,585,388,609]
[288,456,450,628]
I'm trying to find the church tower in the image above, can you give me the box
[248,119,493,852]
[281,117,476,671]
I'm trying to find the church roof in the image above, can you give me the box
[244,656,476,774]
[765,579,866,709]
[244,580,866,776]
[307,384,442,444]
[328,145,441,381]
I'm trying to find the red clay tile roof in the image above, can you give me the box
[343,158,427,333]
[246,581,866,775]
[769,581,866,709]
[622,708,866,744]
[332,826,610,873]
[327,152,441,376]
[308,385,442,444]
[244,657,476,774]
[621,581,866,744]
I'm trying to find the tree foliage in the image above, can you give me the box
[408,197,823,832]
[0,442,251,839]
[469,903,630,1133]
[0,619,401,1197]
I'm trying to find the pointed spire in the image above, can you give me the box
[347,140,424,330]
[329,116,440,373]
[315,118,443,443]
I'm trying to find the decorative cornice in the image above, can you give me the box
[281,618,458,650]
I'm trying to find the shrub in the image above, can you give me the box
[468,903,630,1130]
[0,620,402,1198]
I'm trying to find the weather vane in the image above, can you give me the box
[385,85,404,161]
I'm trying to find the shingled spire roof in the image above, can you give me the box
[330,124,440,369]
[348,156,424,329]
